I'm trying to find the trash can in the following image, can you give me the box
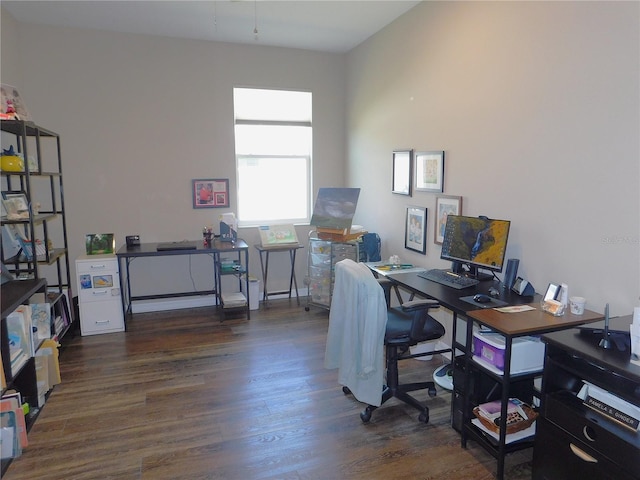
[247,276,260,310]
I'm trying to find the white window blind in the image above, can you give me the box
[234,88,312,226]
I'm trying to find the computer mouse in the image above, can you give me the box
[473,294,492,304]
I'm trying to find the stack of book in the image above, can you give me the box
[221,292,247,309]
[473,398,537,435]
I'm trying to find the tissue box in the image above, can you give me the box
[473,331,545,374]
[219,213,237,242]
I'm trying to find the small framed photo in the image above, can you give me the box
[1,191,30,219]
[193,178,230,208]
[392,150,412,196]
[434,195,462,245]
[79,274,92,289]
[405,205,427,254]
[85,233,115,255]
[93,275,114,288]
[415,151,445,192]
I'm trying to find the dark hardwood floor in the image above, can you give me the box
[3,299,532,479]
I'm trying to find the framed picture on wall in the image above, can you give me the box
[192,178,230,208]
[392,150,413,196]
[405,205,427,254]
[434,195,462,245]
[415,151,445,192]
[85,233,115,255]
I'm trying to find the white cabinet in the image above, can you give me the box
[75,255,124,335]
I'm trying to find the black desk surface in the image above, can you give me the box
[116,239,249,257]
[387,270,535,316]
[542,315,640,382]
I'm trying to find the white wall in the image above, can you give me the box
[347,1,639,316]
[1,10,347,303]
[2,2,639,317]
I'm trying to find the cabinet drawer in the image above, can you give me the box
[79,299,124,335]
[543,392,640,477]
[533,417,636,480]
[310,253,330,266]
[79,286,121,303]
[76,258,118,274]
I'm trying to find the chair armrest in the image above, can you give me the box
[401,299,439,312]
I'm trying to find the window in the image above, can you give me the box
[234,88,312,226]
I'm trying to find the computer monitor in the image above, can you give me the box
[440,215,511,280]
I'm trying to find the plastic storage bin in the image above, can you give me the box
[472,331,545,374]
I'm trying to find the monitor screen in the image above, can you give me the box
[440,215,511,274]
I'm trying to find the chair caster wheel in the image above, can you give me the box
[418,411,429,423]
[305,306,310,311]
[428,387,437,397]
[342,386,352,395]
[360,407,373,423]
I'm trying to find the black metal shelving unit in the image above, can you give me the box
[1,120,72,315]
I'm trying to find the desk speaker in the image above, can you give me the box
[503,258,519,289]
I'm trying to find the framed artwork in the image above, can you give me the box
[392,150,412,196]
[79,274,92,289]
[1,84,31,121]
[93,275,114,288]
[405,205,427,254]
[415,151,445,192]
[434,195,462,245]
[1,191,29,219]
[193,178,229,208]
[85,233,115,255]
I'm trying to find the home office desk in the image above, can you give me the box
[254,244,304,306]
[465,305,603,480]
[116,239,250,322]
[382,270,603,480]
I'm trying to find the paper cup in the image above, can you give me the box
[569,296,586,315]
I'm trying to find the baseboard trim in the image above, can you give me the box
[131,288,310,314]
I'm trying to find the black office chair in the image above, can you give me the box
[353,278,446,424]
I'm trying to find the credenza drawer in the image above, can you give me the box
[533,417,636,480]
[543,391,640,478]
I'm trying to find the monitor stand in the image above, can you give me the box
[468,265,494,282]
[452,262,494,282]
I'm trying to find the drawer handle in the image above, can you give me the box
[92,290,108,296]
[95,320,110,324]
[90,264,107,269]
[570,443,598,463]
[583,426,596,442]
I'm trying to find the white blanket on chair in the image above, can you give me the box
[324,259,387,407]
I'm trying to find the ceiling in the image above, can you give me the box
[1,1,422,53]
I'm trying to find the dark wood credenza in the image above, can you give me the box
[533,315,640,479]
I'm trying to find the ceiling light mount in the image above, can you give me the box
[253,0,259,40]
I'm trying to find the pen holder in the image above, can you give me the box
[203,228,213,247]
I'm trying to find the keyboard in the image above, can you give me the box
[156,242,197,251]
[417,269,480,290]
